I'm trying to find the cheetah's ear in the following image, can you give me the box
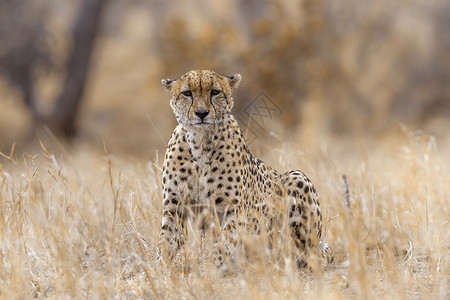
[161,78,176,94]
[226,74,242,90]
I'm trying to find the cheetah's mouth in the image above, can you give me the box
[192,120,213,126]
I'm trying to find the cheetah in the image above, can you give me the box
[158,70,333,271]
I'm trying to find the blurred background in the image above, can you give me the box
[1,0,449,158]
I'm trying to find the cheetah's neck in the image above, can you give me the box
[183,115,234,161]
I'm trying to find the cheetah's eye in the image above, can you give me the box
[211,89,222,96]
[182,91,192,97]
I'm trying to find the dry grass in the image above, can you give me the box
[0,125,448,299]
[0,0,449,298]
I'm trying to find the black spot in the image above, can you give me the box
[207,178,215,183]
[227,177,233,182]
[304,186,309,193]
[177,155,182,160]
[171,198,178,204]
[297,181,304,189]
[297,259,307,269]
[212,166,218,172]
[215,197,223,204]
[217,183,223,188]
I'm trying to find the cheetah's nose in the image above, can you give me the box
[194,109,210,120]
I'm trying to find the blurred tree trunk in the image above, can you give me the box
[0,0,108,137]
[46,0,108,137]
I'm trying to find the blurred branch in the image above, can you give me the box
[341,175,351,213]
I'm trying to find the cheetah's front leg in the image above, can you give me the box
[158,195,186,262]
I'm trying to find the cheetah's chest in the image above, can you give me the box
[183,130,247,210]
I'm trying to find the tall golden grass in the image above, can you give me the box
[0,125,447,299]
[0,0,449,298]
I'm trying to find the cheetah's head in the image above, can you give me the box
[161,70,241,128]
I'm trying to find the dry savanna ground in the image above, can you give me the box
[0,125,448,299]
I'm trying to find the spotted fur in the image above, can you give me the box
[158,70,333,270]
